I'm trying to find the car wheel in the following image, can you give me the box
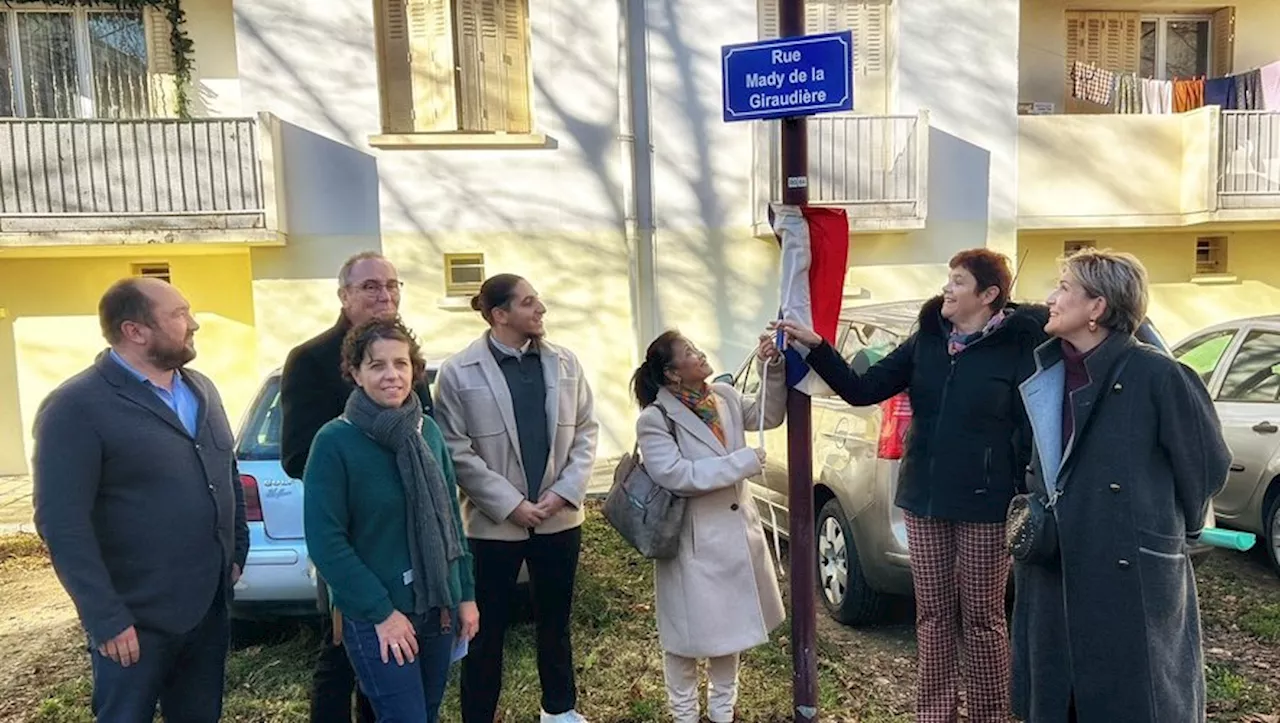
[1265,491,1280,577]
[817,498,888,626]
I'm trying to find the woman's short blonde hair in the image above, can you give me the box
[1061,248,1150,335]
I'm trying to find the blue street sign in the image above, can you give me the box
[721,30,853,123]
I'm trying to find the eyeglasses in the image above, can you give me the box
[350,280,404,296]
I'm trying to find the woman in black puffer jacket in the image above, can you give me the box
[772,249,1047,723]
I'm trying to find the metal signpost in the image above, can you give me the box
[721,7,852,721]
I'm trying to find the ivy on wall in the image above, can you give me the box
[10,0,193,118]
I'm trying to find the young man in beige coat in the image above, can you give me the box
[435,274,598,723]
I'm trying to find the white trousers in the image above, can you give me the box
[663,652,740,723]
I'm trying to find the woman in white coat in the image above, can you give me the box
[631,330,787,723]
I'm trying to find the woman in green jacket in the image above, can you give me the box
[305,318,478,723]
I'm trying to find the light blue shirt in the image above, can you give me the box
[109,350,200,437]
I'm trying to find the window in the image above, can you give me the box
[1173,328,1236,387]
[757,0,890,114]
[1063,8,1232,113]
[1064,240,1095,256]
[0,6,172,119]
[838,322,900,374]
[1218,330,1280,403]
[1140,16,1211,81]
[444,253,484,296]
[374,0,532,135]
[132,262,171,283]
[1195,236,1228,275]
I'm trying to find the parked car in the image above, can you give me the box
[1172,315,1280,574]
[230,362,442,619]
[730,299,1210,626]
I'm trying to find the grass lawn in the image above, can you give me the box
[16,510,1280,721]
[24,507,899,723]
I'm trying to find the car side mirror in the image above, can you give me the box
[713,373,734,385]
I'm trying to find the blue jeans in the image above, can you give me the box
[343,611,456,723]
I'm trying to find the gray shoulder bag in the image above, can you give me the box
[603,406,688,560]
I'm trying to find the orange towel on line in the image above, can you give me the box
[1173,78,1205,113]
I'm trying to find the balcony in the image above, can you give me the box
[0,116,283,246]
[1219,111,1280,213]
[754,111,929,235]
[1018,108,1280,230]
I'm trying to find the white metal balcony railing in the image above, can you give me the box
[767,114,923,211]
[0,118,265,222]
[1218,111,1280,208]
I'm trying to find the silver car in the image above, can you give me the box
[732,299,1198,626]
[1172,316,1280,574]
[230,363,442,619]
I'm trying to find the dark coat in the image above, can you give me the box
[1011,333,1231,723]
[280,315,434,480]
[33,352,249,646]
[805,297,1049,523]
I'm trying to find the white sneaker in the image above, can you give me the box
[540,710,588,723]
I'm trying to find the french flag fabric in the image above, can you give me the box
[770,204,850,395]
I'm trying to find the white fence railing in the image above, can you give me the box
[0,118,264,218]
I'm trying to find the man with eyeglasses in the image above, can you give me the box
[281,251,433,723]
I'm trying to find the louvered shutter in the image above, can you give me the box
[758,0,779,38]
[376,0,457,133]
[1212,7,1234,76]
[144,7,177,116]
[408,0,458,131]
[1064,11,1140,114]
[457,0,531,132]
[500,0,532,133]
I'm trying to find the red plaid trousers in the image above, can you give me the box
[905,512,1011,723]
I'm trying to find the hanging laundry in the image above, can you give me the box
[1072,61,1114,106]
[1113,73,1141,114]
[1156,79,1173,113]
[1174,78,1205,112]
[1235,69,1263,110]
[1204,76,1233,108]
[1258,61,1280,111]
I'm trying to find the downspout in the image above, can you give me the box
[619,0,659,355]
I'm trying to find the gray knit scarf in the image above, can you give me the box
[344,388,462,614]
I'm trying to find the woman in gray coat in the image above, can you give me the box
[1012,248,1231,723]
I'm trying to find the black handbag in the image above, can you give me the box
[1006,492,1059,564]
[1006,349,1133,564]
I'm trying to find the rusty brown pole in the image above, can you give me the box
[778,0,817,721]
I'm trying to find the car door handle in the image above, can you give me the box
[1253,421,1279,434]
[1230,463,1247,473]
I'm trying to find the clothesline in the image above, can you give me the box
[1070,59,1280,114]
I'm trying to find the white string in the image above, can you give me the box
[757,352,786,580]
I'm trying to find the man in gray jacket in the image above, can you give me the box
[33,277,249,722]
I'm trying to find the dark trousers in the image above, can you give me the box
[344,613,456,723]
[461,526,581,723]
[90,587,228,723]
[312,576,376,723]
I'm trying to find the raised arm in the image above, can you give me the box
[637,407,761,495]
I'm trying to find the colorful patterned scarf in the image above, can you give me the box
[670,384,726,445]
[947,309,1008,356]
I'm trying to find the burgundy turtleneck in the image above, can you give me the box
[1061,340,1097,451]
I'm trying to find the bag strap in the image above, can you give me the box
[633,403,678,456]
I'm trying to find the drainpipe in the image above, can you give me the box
[618,0,659,355]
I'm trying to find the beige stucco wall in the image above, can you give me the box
[0,248,259,475]
[1017,229,1280,345]
[186,0,244,117]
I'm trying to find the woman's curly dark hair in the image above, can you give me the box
[340,317,427,385]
